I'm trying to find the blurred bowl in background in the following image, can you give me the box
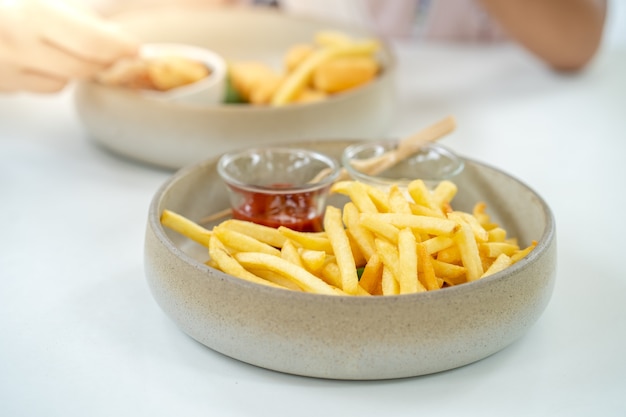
[74,6,397,169]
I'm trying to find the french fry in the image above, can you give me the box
[342,202,376,261]
[281,240,304,267]
[408,179,443,216]
[480,242,520,258]
[358,253,383,295]
[161,209,211,247]
[272,39,380,105]
[208,236,285,289]
[381,266,400,295]
[278,226,333,253]
[363,213,457,236]
[421,236,455,255]
[397,228,422,294]
[324,206,359,295]
[431,180,458,210]
[374,238,400,280]
[448,211,489,242]
[417,243,439,291]
[359,213,400,244]
[431,258,466,285]
[218,219,286,248]
[235,252,339,295]
[299,248,327,274]
[454,224,484,281]
[331,181,379,213]
[213,226,281,256]
[482,253,512,278]
[388,185,412,214]
[511,241,537,263]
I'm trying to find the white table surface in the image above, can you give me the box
[2,26,626,417]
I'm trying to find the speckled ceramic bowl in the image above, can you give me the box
[144,140,556,380]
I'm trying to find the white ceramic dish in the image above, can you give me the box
[144,139,557,380]
[74,7,397,169]
[138,43,227,105]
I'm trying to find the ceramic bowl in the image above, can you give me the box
[144,139,557,380]
[74,6,397,169]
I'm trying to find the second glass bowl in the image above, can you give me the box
[342,140,465,190]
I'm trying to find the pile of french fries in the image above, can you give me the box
[160,178,536,296]
[229,30,381,106]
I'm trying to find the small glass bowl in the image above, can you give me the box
[217,147,340,232]
[342,140,465,190]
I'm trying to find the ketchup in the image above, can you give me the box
[229,183,325,232]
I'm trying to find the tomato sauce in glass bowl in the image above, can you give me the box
[217,147,340,232]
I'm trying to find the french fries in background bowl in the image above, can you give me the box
[74,7,396,169]
[144,139,557,380]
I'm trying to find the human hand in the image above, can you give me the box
[0,0,140,93]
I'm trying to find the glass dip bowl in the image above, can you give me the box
[217,147,341,232]
[342,139,465,190]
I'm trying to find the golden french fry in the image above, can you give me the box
[454,224,484,281]
[235,252,339,295]
[358,253,383,295]
[431,180,458,209]
[218,219,286,248]
[374,238,400,280]
[480,242,520,258]
[487,227,507,242]
[278,226,333,253]
[272,39,380,105]
[247,267,304,291]
[388,185,412,214]
[511,241,537,263]
[343,202,376,260]
[213,226,281,256]
[448,211,489,242]
[417,243,439,291]
[299,248,327,274]
[431,258,466,284]
[482,253,512,277]
[324,206,359,295]
[363,213,457,236]
[312,56,379,94]
[208,236,285,289]
[281,240,304,267]
[421,236,454,254]
[381,266,400,296]
[331,181,379,213]
[359,213,400,244]
[397,228,423,294]
[161,209,212,247]
[408,179,442,215]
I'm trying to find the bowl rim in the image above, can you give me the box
[147,141,556,304]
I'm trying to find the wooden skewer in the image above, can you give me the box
[350,115,456,176]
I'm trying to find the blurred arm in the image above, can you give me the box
[0,0,139,93]
[479,0,607,71]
